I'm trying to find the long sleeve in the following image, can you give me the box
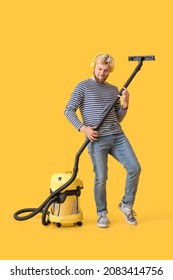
[64,82,85,131]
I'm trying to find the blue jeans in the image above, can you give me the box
[88,132,141,214]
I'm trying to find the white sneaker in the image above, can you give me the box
[97,214,110,228]
[118,202,137,225]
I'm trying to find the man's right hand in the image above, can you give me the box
[80,125,99,142]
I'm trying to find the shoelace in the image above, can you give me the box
[98,214,106,220]
[128,210,137,219]
[98,214,110,223]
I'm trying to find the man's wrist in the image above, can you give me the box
[122,105,128,110]
[80,125,87,133]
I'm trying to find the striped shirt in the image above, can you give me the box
[64,78,127,136]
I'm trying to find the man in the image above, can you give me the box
[64,53,141,228]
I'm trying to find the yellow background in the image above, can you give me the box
[1,0,173,260]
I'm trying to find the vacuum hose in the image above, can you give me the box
[13,137,89,223]
[13,157,81,222]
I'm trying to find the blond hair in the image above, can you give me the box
[91,53,115,72]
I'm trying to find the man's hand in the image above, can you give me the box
[121,87,129,110]
[80,125,99,142]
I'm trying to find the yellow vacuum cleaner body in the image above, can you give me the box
[49,172,83,227]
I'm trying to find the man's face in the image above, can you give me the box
[93,63,111,83]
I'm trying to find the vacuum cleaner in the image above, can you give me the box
[13,55,155,227]
[48,172,83,227]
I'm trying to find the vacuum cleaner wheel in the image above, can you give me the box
[56,223,61,227]
[77,221,82,226]
[56,221,82,227]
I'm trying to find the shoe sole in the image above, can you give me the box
[97,223,109,228]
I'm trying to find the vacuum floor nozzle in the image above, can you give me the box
[128,56,155,61]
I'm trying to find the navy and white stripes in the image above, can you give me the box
[64,78,127,136]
